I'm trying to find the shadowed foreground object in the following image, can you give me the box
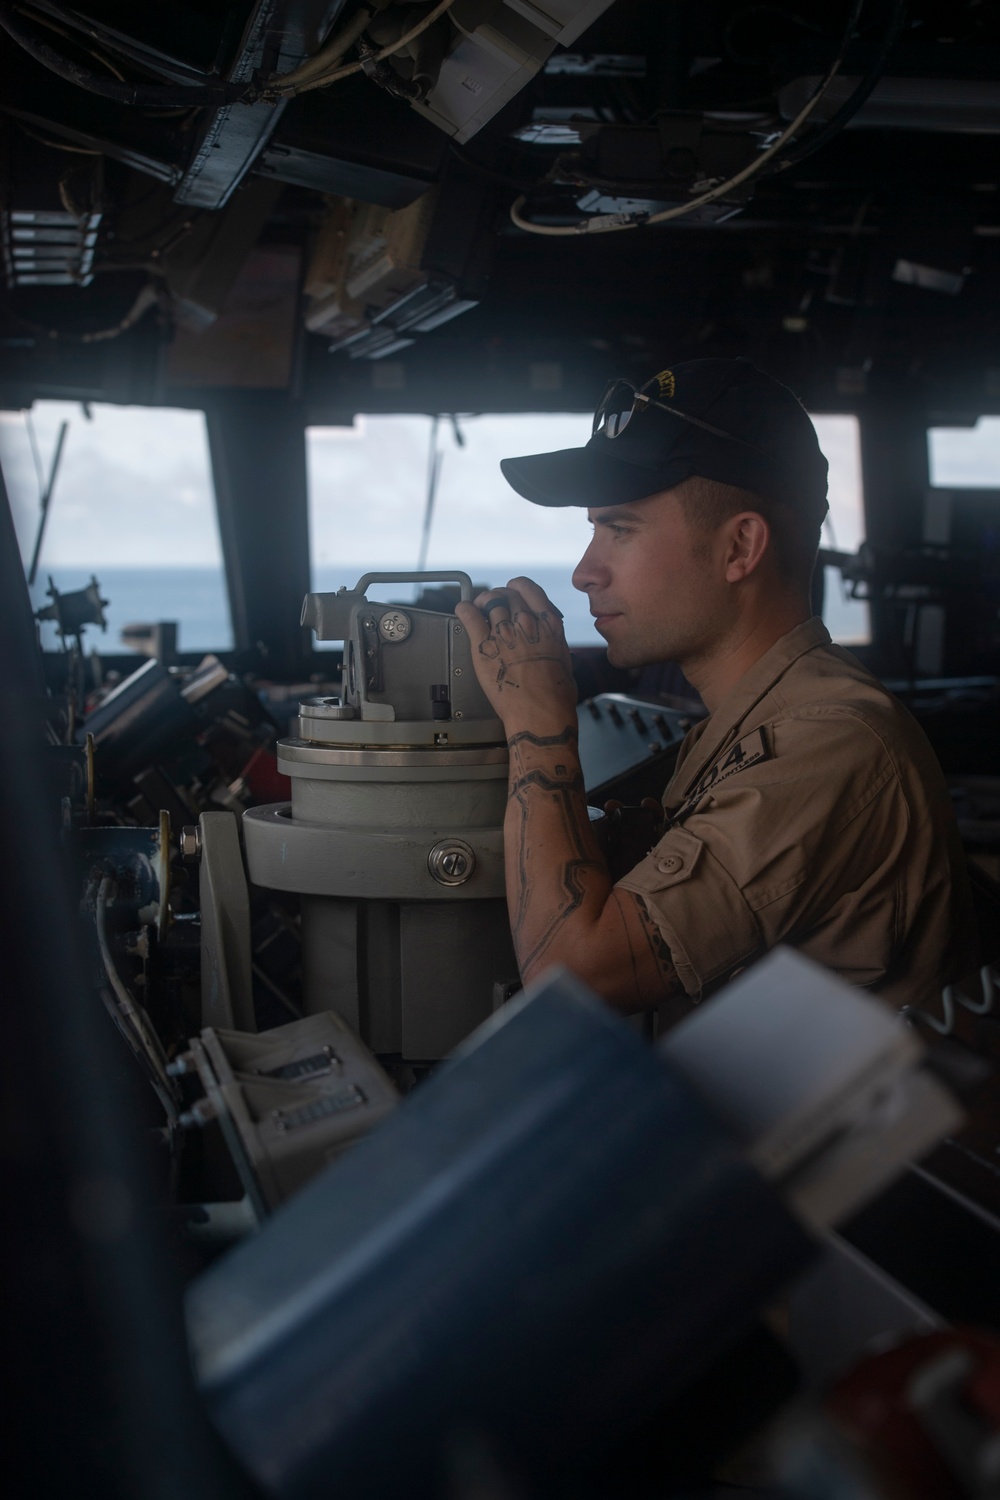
[187,970,815,1497]
[0,464,256,1499]
[186,946,962,1498]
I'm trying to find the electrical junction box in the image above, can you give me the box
[414,0,618,143]
[179,1010,399,1215]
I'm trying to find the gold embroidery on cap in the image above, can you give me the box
[655,369,676,398]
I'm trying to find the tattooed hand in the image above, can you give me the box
[457,579,683,1013]
[455,576,577,733]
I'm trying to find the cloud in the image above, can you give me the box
[307,413,595,570]
[0,401,221,567]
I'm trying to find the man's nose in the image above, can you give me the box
[572,538,607,594]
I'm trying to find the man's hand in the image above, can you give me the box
[456,577,685,1016]
[455,576,577,733]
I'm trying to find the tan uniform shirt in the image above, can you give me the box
[617,618,977,1009]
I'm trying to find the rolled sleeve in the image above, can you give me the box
[616,826,762,999]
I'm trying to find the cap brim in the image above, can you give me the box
[500,447,682,508]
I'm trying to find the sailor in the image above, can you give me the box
[455,358,977,1022]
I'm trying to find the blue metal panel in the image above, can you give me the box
[188,971,815,1497]
[175,1,343,211]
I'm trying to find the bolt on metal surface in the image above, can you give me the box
[427,838,476,886]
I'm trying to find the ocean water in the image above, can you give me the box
[30,566,239,655]
[28,564,605,654]
[29,563,869,657]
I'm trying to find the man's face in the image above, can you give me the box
[571,489,726,669]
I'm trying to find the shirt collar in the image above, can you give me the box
[671,616,831,808]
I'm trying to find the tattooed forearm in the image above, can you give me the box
[504,724,605,978]
[502,727,685,1013]
[454,579,684,1014]
[507,727,579,752]
[509,779,602,974]
[605,891,682,1010]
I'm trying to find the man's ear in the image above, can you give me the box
[723,512,770,582]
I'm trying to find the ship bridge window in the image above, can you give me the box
[928,417,1000,488]
[307,413,597,646]
[0,401,232,652]
[306,412,868,649]
[811,413,870,647]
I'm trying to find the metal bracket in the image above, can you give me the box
[199,811,256,1033]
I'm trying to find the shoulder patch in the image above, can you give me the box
[691,726,771,801]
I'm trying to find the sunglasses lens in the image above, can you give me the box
[596,381,636,439]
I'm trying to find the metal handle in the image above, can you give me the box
[354,571,474,602]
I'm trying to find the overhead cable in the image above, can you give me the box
[510,0,867,237]
[0,2,254,106]
[770,0,909,171]
[266,0,459,97]
[262,1,381,94]
[22,2,127,79]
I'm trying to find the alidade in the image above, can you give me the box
[244,573,518,1063]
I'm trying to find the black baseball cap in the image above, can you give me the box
[500,358,829,519]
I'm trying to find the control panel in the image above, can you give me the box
[578,693,702,805]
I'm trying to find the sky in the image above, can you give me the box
[308,412,595,574]
[1,402,222,568]
[928,419,1000,488]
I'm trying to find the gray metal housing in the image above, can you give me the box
[245,574,519,1061]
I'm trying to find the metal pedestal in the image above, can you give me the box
[244,574,519,1061]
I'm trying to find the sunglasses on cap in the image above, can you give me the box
[592,374,765,452]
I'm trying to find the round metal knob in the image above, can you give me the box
[379,610,411,642]
[427,839,476,886]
